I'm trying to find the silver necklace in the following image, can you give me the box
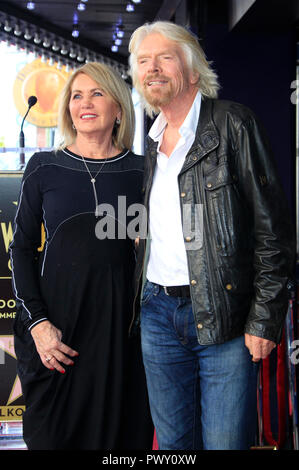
[80,153,110,217]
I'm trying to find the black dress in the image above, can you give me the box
[10,148,153,450]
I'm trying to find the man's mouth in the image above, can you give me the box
[145,76,169,87]
[147,80,167,86]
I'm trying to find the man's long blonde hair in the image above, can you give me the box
[129,21,220,117]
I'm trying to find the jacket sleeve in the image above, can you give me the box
[9,154,49,331]
[234,114,295,343]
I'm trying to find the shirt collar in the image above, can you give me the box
[148,90,202,143]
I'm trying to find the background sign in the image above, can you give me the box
[0,172,25,421]
[13,58,69,128]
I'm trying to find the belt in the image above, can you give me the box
[160,284,190,298]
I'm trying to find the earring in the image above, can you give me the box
[72,123,76,130]
[115,118,121,125]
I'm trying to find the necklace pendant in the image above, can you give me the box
[91,178,96,183]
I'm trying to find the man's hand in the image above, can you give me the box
[245,333,276,362]
[30,320,79,373]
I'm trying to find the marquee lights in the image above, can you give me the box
[4,20,12,32]
[126,2,134,12]
[42,37,51,48]
[14,24,22,36]
[111,0,141,52]
[26,2,35,10]
[0,12,129,79]
[24,28,32,40]
[52,40,60,52]
[33,32,41,44]
[72,25,80,38]
[111,21,125,53]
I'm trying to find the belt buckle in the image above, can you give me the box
[163,286,170,296]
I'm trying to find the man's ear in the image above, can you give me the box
[190,70,200,85]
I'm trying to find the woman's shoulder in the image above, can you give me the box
[26,150,59,166]
[23,150,66,180]
[124,150,144,171]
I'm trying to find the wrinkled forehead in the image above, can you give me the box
[137,33,180,53]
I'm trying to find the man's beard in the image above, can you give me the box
[142,75,176,109]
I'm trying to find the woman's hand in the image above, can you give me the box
[30,320,79,373]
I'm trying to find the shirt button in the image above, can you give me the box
[181,192,186,198]
[197,323,203,329]
[207,183,212,188]
[185,236,191,242]
[226,283,233,290]
[191,279,197,286]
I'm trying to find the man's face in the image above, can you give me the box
[136,33,194,110]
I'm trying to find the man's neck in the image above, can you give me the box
[160,86,198,131]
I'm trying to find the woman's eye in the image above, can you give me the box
[72,94,81,99]
[94,91,103,96]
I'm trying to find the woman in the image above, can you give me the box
[10,62,152,450]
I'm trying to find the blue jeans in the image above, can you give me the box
[141,281,259,450]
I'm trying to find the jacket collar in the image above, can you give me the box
[146,98,219,169]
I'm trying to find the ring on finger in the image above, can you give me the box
[46,356,53,362]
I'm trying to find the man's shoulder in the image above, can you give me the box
[211,98,257,124]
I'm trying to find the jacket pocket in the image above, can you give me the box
[218,265,254,317]
[204,161,234,190]
[204,163,240,256]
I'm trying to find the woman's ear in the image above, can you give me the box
[116,109,122,124]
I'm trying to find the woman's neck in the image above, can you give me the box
[69,134,119,159]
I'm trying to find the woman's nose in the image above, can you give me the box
[81,96,93,107]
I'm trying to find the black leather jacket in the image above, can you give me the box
[132,98,295,345]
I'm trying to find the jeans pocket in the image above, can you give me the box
[141,280,156,306]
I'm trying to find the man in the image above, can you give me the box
[128,21,295,450]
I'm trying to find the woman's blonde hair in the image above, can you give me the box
[129,21,220,117]
[58,62,135,150]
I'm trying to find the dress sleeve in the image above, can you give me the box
[9,153,49,330]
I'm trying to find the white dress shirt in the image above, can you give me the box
[146,91,202,286]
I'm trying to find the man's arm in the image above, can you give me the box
[233,112,295,349]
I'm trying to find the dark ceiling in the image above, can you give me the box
[0,0,186,73]
[1,0,297,77]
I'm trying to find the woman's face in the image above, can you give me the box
[69,73,121,139]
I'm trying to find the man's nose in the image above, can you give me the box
[147,58,161,73]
